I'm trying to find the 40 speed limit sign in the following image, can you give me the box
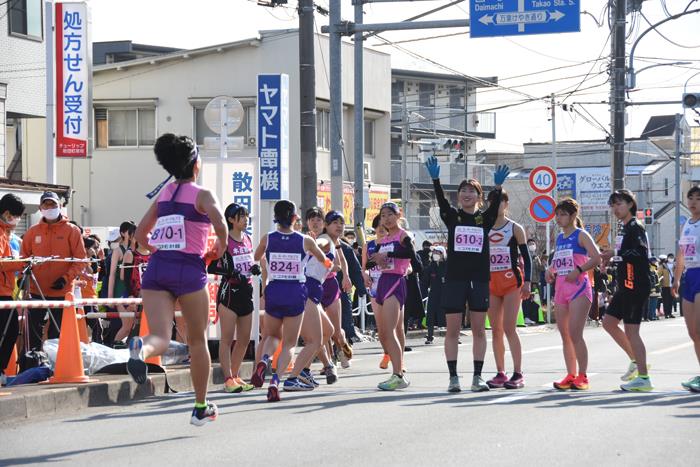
[529,166,556,194]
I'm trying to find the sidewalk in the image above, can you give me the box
[0,362,253,424]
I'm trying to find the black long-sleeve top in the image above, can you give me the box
[615,218,651,292]
[433,178,501,282]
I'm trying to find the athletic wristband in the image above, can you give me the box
[576,265,584,274]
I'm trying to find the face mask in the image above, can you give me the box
[432,254,441,261]
[1,215,19,226]
[41,207,61,221]
[528,244,536,252]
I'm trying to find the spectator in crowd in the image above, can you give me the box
[648,258,661,321]
[529,240,543,297]
[21,191,87,351]
[338,234,367,342]
[418,240,432,303]
[425,246,446,344]
[667,253,680,316]
[0,194,26,381]
[658,255,675,318]
[108,221,137,344]
[79,236,103,342]
[539,252,550,305]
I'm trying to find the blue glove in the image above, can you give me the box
[494,164,510,186]
[424,155,440,180]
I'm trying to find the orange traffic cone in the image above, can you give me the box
[139,310,163,367]
[76,307,89,344]
[5,344,18,377]
[271,341,294,373]
[48,293,90,384]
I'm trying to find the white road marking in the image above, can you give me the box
[522,345,562,355]
[649,342,693,355]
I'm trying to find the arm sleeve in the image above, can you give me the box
[518,243,532,282]
[619,225,649,260]
[207,252,233,278]
[433,178,456,226]
[483,188,502,229]
[387,236,417,259]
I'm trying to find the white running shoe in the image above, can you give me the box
[621,376,653,392]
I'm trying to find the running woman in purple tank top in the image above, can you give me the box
[130,134,228,426]
[250,200,330,402]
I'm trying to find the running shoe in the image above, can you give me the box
[267,375,280,402]
[283,377,314,392]
[471,375,489,392]
[235,377,254,392]
[126,336,148,385]
[486,372,509,389]
[504,372,525,390]
[338,350,351,369]
[377,373,410,391]
[681,376,700,390]
[621,376,653,392]
[621,361,638,382]
[447,375,461,393]
[190,402,218,427]
[425,337,434,345]
[325,364,338,385]
[251,361,268,388]
[571,374,589,391]
[553,374,576,390]
[298,369,320,387]
[689,379,700,393]
[224,377,243,393]
[379,354,390,370]
[0,371,6,387]
[341,342,353,359]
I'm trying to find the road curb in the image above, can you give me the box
[0,361,254,424]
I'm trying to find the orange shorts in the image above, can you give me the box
[489,269,522,297]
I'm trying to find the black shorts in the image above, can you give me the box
[607,289,650,325]
[442,280,489,313]
[217,281,254,317]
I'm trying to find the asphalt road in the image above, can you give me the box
[1,318,698,466]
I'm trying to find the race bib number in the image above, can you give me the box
[490,246,512,272]
[615,235,623,251]
[233,253,254,277]
[680,236,698,265]
[268,252,303,280]
[552,249,574,274]
[151,215,186,251]
[378,243,395,271]
[454,226,484,253]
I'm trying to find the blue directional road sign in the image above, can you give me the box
[470,0,580,38]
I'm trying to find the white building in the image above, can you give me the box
[21,29,392,227]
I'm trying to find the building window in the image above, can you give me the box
[316,109,330,150]
[364,119,374,157]
[193,105,255,146]
[9,0,43,40]
[94,108,156,148]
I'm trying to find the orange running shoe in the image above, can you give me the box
[572,373,589,390]
[553,373,576,390]
[379,354,390,370]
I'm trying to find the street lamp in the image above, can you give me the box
[626,61,692,89]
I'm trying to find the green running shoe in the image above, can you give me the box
[685,376,700,392]
[620,376,653,392]
[378,374,409,391]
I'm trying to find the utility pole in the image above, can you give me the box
[353,0,365,229]
[674,113,683,242]
[329,0,344,212]
[546,93,556,324]
[401,92,408,220]
[299,0,318,221]
[611,0,627,190]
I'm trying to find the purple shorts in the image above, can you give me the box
[306,277,323,305]
[141,251,207,298]
[265,281,307,319]
[321,276,341,309]
[375,273,406,306]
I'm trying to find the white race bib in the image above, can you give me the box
[680,236,698,266]
[378,243,395,271]
[552,249,575,274]
[454,226,484,253]
[269,252,303,280]
[233,253,254,277]
[615,235,623,251]
[490,246,512,272]
[151,215,186,251]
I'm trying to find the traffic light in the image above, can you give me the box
[442,139,466,150]
[644,208,653,225]
[682,93,700,109]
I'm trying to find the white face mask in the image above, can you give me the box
[528,244,536,252]
[1,215,19,226]
[432,254,441,261]
[41,207,61,221]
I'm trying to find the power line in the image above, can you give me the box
[639,10,700,49]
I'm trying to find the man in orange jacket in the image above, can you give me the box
[20,192,87,351]
[0,194,26,380]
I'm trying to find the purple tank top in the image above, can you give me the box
[377,229,410,276]
[151,182,210,257]
[265,231,307,282]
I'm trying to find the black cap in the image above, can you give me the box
[40,191,60,204]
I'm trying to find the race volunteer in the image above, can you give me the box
[21,191,87,351]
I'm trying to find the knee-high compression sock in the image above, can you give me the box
[473,360,484,377]
[447,360,458,377]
